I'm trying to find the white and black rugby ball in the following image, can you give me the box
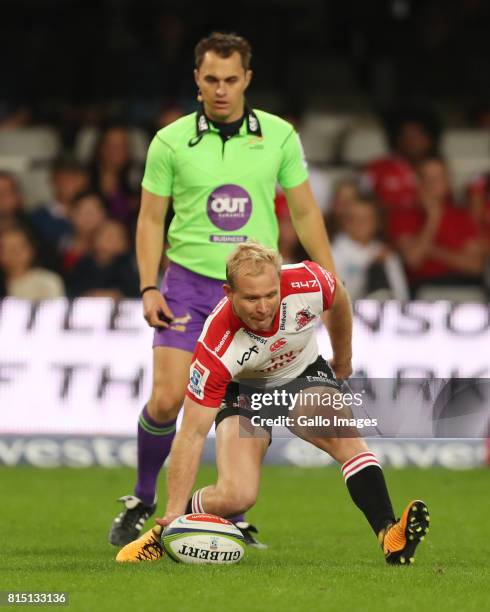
[162,513,245,565]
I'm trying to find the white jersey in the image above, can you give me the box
[186,261,337,407]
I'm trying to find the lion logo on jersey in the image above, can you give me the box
[295,306,315,330]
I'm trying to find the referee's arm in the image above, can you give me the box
[135,187,172,327]
[284,179,337,275]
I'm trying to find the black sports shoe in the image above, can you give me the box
[235,521,268,549]
[108,495,156,546]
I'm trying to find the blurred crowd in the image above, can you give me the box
[0,124,142,300]
[277,110,490,302]
[0,108,489,302]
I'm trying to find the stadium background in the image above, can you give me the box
[0,3,489,611]
[1,0,488,463]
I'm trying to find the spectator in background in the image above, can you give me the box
[0,171,32,232]
[0,226,64,299]
[390,157,483,296]
[153,103,185,130]
[325,177,359,239]
[467,172,490,256]
[0,171,58,270]
[0,103,31,130]
[67,219,139,298]
[332,197,409,301]
[60,191,108,275]
[361,109,440,213]
[89,125,138,225]
[30,158,89,250]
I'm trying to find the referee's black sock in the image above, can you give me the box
[341,451,395,536]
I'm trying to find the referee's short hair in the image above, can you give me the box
[226,241,282,289]
[195,32,252,71]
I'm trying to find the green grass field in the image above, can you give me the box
[1,466,488,611]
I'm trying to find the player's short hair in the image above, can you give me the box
[226,241,282,289]
[195,32,252,71]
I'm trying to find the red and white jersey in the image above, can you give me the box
[186,261,336,407]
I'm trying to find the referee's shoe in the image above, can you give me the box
[382,500,430,565]
[108,495,156,546]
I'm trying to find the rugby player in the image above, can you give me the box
[109,32,337,547]
[117,242,430,565]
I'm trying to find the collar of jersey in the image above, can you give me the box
[195,103,262,139]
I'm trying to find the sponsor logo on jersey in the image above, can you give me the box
[295,306,315,330]
[249,115,258,133]
[246,136,264,149]
[189,360,210,400]
[198,115,208,132]
[244,329,267,344]
[270,338,287,352]
[259,349,303,373]
[280,302,287,330]
[291,280,318,289]
[207,184,252,231]
[237,345,259,366]
[210,235,247,243]
[214,330,230,353]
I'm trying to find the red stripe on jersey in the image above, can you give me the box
[303,261,336,310]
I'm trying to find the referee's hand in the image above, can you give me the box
[142,291,174,328]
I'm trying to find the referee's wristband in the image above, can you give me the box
[140,285,159,297]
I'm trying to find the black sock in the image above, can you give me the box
[341,451,395,535]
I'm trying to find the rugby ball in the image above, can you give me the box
[162,513,245,565]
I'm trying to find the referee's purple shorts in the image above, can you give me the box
[153,261,225,353]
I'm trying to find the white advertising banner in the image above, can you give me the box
[0,299,489,436]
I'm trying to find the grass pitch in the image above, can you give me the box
[1,466,488,611]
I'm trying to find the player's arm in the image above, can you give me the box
[135,188,173,327]
[324,279,353,381]
[284,179,337,275]
[162,397,218,521]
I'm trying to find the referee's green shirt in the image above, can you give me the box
[142,107,308,280]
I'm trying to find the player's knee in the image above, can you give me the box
[148,386,184,422]
[311,435,367,463]
[221,483,257,514]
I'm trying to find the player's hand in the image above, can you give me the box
[142,290,174,328]
[329,358,352,381]
[155,512,181,528]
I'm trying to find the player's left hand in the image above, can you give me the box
[155,512,181,528]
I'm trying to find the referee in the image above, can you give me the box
[109,31,336,547]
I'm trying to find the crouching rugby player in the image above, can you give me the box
[117,242,429,564]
